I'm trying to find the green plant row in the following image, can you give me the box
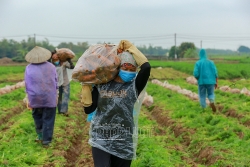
[131,108,193,167]
[0,88,25,116]
[216,78,250,90]
[0,73,24,82]
[149,60,250,79]
[166,78,250,120]
[0,82,86,166]
[0,66,25,75]
[147,82,250,166]
[0,66,25,82]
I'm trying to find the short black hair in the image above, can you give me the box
[51,49,57,55]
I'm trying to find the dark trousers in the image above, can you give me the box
[92,147,132,167]
[32,107,56,145]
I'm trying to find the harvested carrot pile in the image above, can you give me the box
[72,44,121,84]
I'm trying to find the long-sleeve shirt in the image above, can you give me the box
[25,62,58,108]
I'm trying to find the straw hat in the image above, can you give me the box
[25,46,51,63]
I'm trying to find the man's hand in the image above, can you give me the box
[215,78,218,89]
[117,48,123,54]
[67,58,75,69]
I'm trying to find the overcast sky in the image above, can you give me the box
[0,0,249,51]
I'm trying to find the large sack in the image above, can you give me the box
[72,44,120,84]
[56,48,75,62]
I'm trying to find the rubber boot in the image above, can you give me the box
[210,103,216,112]
[35,132,43,143]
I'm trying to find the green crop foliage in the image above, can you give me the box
[131,109,191,167]
[0,66,25,82]
[0,66,25,75]
[146,82,250,166]
[0,111,49,166]
[149,60,250,79]
[0,88,25,115]
[1,62,250,166]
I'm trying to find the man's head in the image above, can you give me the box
[52,53,59,61]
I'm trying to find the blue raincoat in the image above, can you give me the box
[193,49,218,85]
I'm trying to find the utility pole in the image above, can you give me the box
[174,33,177,59]
[200,40,202,49]
[34,34,36,46]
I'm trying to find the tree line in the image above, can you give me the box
[0,38,169,62]
[0,37,249,62]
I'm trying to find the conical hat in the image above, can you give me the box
[25,46,51,63]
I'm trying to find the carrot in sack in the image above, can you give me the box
[113,56,120,66]
[72,44,120,84]
[95,67,105,74]
[95,67,110,76]
[81,73,96,82]
[83,59,100,72]
[97,55,114,67]
[98,68,118,83]
[102,54,120,70]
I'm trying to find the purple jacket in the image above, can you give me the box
[25,62,58,108]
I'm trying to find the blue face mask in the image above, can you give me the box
[53,61,60,66]
[118,69,137,82]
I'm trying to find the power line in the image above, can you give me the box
[35,34,174,40]
[1,34,250,41]
[1,33,250,50]
[0,34,33,38]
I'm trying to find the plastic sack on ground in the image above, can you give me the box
[72,44,121,84]
[142,92,153,107]
[56,48,75,62]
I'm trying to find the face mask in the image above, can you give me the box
[118,69,137,82]
[53,61,60,66]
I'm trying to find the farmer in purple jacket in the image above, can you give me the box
[24,46,58,147]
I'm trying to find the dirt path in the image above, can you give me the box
[42,101,93,167]
[64,102,93,167]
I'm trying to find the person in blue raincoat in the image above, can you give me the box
[193,49,218,112]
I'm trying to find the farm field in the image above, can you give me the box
[1,58,250,167]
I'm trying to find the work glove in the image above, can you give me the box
[81,84,93,107]
[117,40,148,66]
